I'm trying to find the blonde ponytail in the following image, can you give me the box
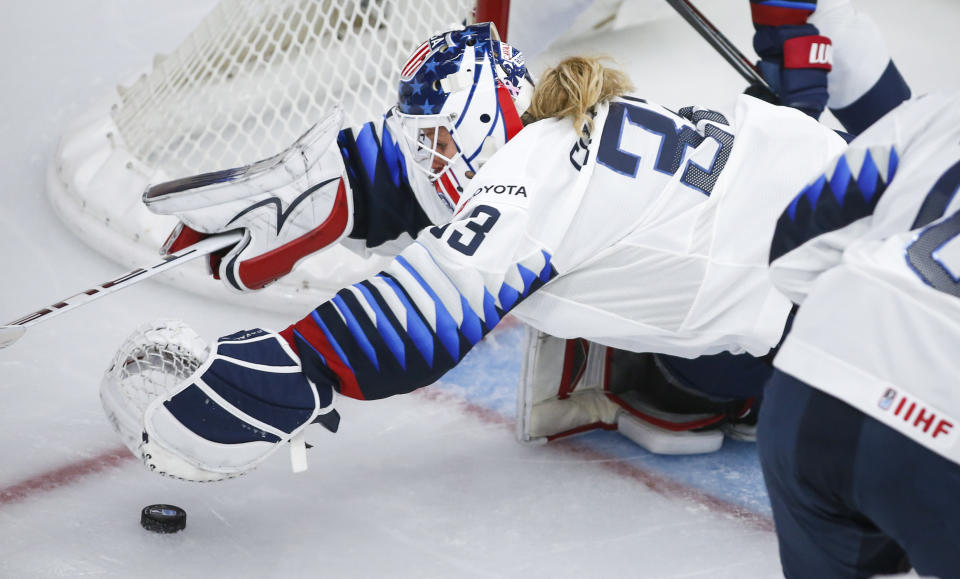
[522,56,634,136]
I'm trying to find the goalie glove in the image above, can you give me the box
[102,321,338,482]
[144,106,354,292]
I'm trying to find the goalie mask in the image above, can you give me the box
[393,22,533,205]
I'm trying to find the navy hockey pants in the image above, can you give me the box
[656,351,772,401]
[757,369,960,578]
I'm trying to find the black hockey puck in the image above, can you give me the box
[140,504,186,533]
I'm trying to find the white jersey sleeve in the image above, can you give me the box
[809,0,912,134]
[770,91,960,465]
[767,100,904,304]
[811,0,897,110]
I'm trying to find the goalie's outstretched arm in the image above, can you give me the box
[284,224,556,401]
[121,22,540,480]
[137,195,558,481]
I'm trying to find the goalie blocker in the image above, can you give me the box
[517,329,766,454]
[143,100,454,295]
[144,107,354,293]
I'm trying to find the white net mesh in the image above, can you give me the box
[100,320,209,455]
[112,0,475,180]
[49,0,479,313]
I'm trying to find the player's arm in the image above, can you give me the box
[281,118,572,401]
[285,195,553,401]
[768,125,900,304]
[337,111,455,257]
[145,107,452,292]
[138,160,564,480]
[809,0,911,134]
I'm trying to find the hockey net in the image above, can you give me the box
[47,0,660,314]
[48,0,480,314]
[114,0,480,178]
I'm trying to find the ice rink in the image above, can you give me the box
[2,1,959,577]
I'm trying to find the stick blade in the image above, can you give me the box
[0,325,26,349]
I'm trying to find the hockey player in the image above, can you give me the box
[117,22,858,482]
[135,1,913,456]
[543,0,917,447]
[748,0,911,133]
[760,92,960,576]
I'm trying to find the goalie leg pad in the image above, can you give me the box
[517,328,620,444]
[517,329,755,454]
[617,413,723,455]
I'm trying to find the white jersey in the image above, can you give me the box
[440,95,846,358]
[291,94,847,402]
[770,91,960,465]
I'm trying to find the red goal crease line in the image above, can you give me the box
[0,395,773,533]
[0,447,132,507]
[415,388,775,532]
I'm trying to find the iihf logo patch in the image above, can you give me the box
[878,388,897,410]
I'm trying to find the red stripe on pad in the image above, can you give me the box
[557,339,589,400]
[237,178,350,290]
[607,392,727,432]
[545,421,618,442]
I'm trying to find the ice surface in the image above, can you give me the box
[1,1,958,577]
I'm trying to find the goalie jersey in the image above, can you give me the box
[285,95,847,401]
[770,91,960,465]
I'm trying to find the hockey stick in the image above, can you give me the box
[0,231,243,350]
[664,0,779,103]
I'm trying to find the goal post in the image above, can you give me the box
[476,0,511,40]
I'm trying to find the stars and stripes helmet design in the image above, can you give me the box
[392,22,533,207]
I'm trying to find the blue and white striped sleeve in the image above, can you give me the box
[283,202,558,400]
[768,141,899,304]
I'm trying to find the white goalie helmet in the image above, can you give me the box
[392,22,534,204]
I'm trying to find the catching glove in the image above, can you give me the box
[101,321,338,482]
